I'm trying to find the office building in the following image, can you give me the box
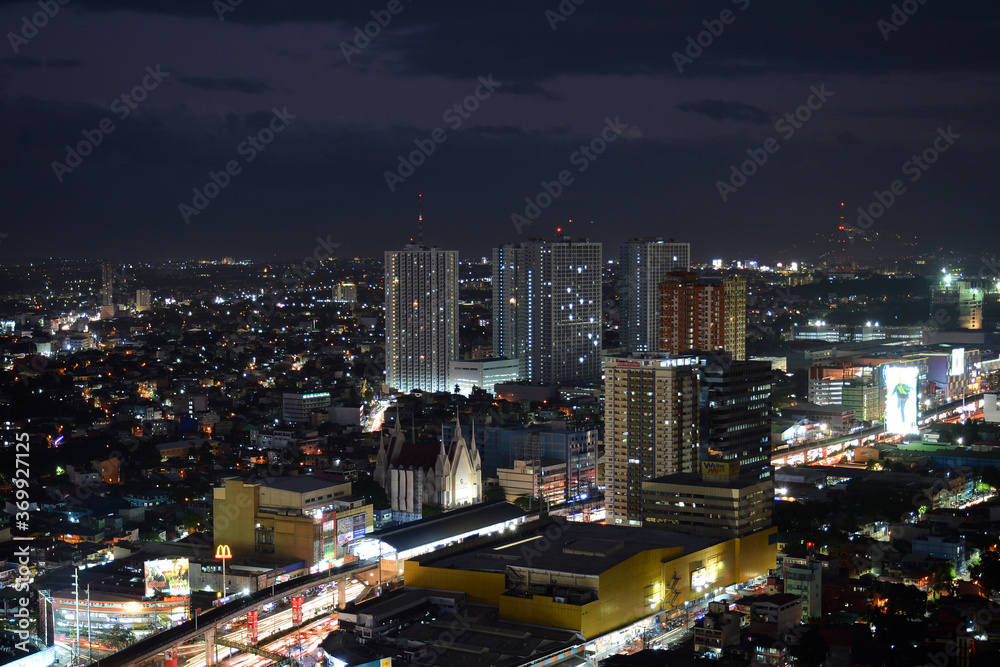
[213,476,372,568]
[605,355,701,526]
[101,260,114,306]
[619,239,690,353]
[332,282,357,304]
[282,391,332,426]
[643,460,772,538]
[385,244,459,393]
[492,237,602,385]
[699,354,773,481]
[136,288,151,312]
[658,273,746,361]
[447,357,520,396]
[931,276,983,329]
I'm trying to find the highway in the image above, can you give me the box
[90,558,379,667]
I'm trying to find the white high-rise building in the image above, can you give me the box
[136,289,152,313]
[493,237,602,385]
[619,239,690,353]
[385,244,459,394]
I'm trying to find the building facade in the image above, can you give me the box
[447,357,520,396]
[385,245,459,394]
[605,355,701,526]
[492,237,602,385]
[658,273,746,361]
[619,239,690,353]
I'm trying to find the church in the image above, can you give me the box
[373,414,483,520]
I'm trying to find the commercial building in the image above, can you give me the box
[385,244,459,394]
[440,422,599,491]
[213,476,373,568]
[693,600,744,655]
[447,357,520,396]
[282,391,332,426]
[658,273,746,361]
[332,282,357,304]
[492,237,602,385]
[605,355,701,526]
[642,461,772,538]
[496,458,590,506]
[931,276,983,329]
[619,239,690,353]
[404,517,777,642]
[135,288,151,313]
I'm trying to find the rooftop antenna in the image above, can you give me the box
[418,193,424,246]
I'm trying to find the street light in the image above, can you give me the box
[215,545,233,599]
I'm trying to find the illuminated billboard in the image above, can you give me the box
[884,366,919,435]
[144,558,190,597]
[950,348,965,376]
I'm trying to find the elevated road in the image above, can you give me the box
[92,557,378,667]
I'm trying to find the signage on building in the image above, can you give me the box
[700,461,738,478]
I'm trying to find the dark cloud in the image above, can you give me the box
[677,100,771,124]
[178,76,272,94]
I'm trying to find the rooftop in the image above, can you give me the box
[413,517,719,577]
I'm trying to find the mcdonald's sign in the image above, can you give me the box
[215,545,233,560]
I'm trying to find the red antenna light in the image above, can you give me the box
[556,227,562,234]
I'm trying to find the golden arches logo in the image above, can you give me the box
[215,544,232,559]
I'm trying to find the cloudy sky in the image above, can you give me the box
[1,0,997,263]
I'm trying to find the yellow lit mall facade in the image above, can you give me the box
[404,517,776,648]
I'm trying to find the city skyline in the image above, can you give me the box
[0,1,998,262]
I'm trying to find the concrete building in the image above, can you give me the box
[135,288,152,313]
[693,600,744,655]
[780,402,857,435]
[282,392,332,426]
[642,461,772,538]
[658,273,746,361]
[619,238,690,353]
[783,560,823,621]
[213,476,372,568]
[605,355,701,526]
[332,282,357,304]
[385,244,459,394]
[492,237,602,385]
[447,357,520,396]
[404,517,777,641]
[746,594,803,638]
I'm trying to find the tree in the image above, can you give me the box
[882,582,927,619]
[422,503,445,518]
[970,548,1000,596]
[103,623,135,650]
[181,510,202,532]
[931,561,955,597]
[790,625,828,667]
[484,485,507,502]
[513,494,531,511]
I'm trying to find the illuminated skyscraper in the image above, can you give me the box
[385,244,459,394]
[605,355,701,526]
[619,239,690,353]
[492,237,602,385]
[658,273,746,361]
[101,260,114,307]
[136,288,151,313]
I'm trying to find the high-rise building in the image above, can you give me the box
[931,276,983,329]
[136,288,152,312]
[605,355,701,526]
[619,239,690,353]
[658,273,746,361]
[333,282,358,304]
[385,244,459,394]
[492,237,602,385]
[699,354,773,482]
[101,260,114,307]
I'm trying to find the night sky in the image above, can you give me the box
[1,0,998,263]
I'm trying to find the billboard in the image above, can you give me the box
[884,366,919,435]
[144,558,190,597]
[950,348,965,376]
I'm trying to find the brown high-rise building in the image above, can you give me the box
[658,273,746,361]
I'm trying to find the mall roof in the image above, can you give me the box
[414,517,720,577]
[371,500,525,554]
